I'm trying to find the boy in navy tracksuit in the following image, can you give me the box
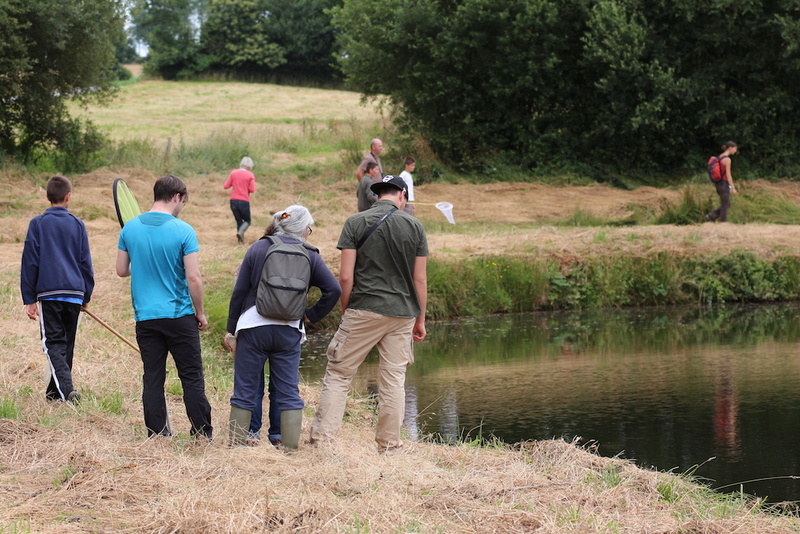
[21,176,94,403]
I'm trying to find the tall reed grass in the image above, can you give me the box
[424,252,800,319]
[546,183,800,227]
[653,183,800,225]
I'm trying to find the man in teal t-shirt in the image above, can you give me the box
[117,174,212,439]
[120,211,197,322]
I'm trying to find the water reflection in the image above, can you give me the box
[302,304,800,502]
[712,367,741,462]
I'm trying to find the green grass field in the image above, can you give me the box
[71,80,381,141]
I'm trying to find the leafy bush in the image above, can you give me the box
[0,0,122,159]
[52,119,109,173]
[115,65,134,81]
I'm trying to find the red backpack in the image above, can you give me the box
[707,155,729,182]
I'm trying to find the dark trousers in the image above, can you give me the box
[231,325,304,418]
[230,199,251,230]
[707,180,731,222]
[135,315,213,438]
[248,363,282,440]
[39,300,81,401]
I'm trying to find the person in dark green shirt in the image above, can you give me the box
[311,176,428,454]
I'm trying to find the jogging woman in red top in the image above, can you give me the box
[224,157,256,243]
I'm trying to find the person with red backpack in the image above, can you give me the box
[706,141,739,222]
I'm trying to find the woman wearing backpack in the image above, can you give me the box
[706,141,739,223]
[224,205,341,449]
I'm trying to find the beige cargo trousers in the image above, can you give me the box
[310,309,415,451]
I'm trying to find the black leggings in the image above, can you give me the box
[230,199,251,230]
[707,180,731,222]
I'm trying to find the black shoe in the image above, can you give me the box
[236,233,244,244]
[67,391,81,405]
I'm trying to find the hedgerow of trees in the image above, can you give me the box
[0,0,123,165]
[9,0,800,180]
[131,0,340,82]
[331,0,800,177]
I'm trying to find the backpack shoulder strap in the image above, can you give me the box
[356,207,397,250]
[259,236,280,263]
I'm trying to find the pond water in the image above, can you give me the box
[300,304,800,503]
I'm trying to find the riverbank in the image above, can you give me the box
[0,386,796,533]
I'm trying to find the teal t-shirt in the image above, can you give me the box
[118,212,199,322]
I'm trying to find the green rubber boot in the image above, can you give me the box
[237,221,250,241]
[228,406,252,447]
[280,409,303,451]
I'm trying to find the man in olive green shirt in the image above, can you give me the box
[311,176,428,453]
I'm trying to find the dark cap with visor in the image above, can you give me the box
[370,175,408,198]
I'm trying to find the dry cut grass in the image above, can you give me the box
[0,391,796,534]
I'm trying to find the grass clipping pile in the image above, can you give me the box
[0,169,798,532]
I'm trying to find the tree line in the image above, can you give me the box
[130,0,341,83]
[331,0,800,179]
[5,0,800,180]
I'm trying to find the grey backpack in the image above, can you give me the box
[255,236,317,321]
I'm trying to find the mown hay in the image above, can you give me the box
[0,404,793,533]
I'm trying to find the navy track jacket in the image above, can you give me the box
[20,207,95,305]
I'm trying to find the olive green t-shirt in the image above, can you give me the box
[337,200,428,318]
